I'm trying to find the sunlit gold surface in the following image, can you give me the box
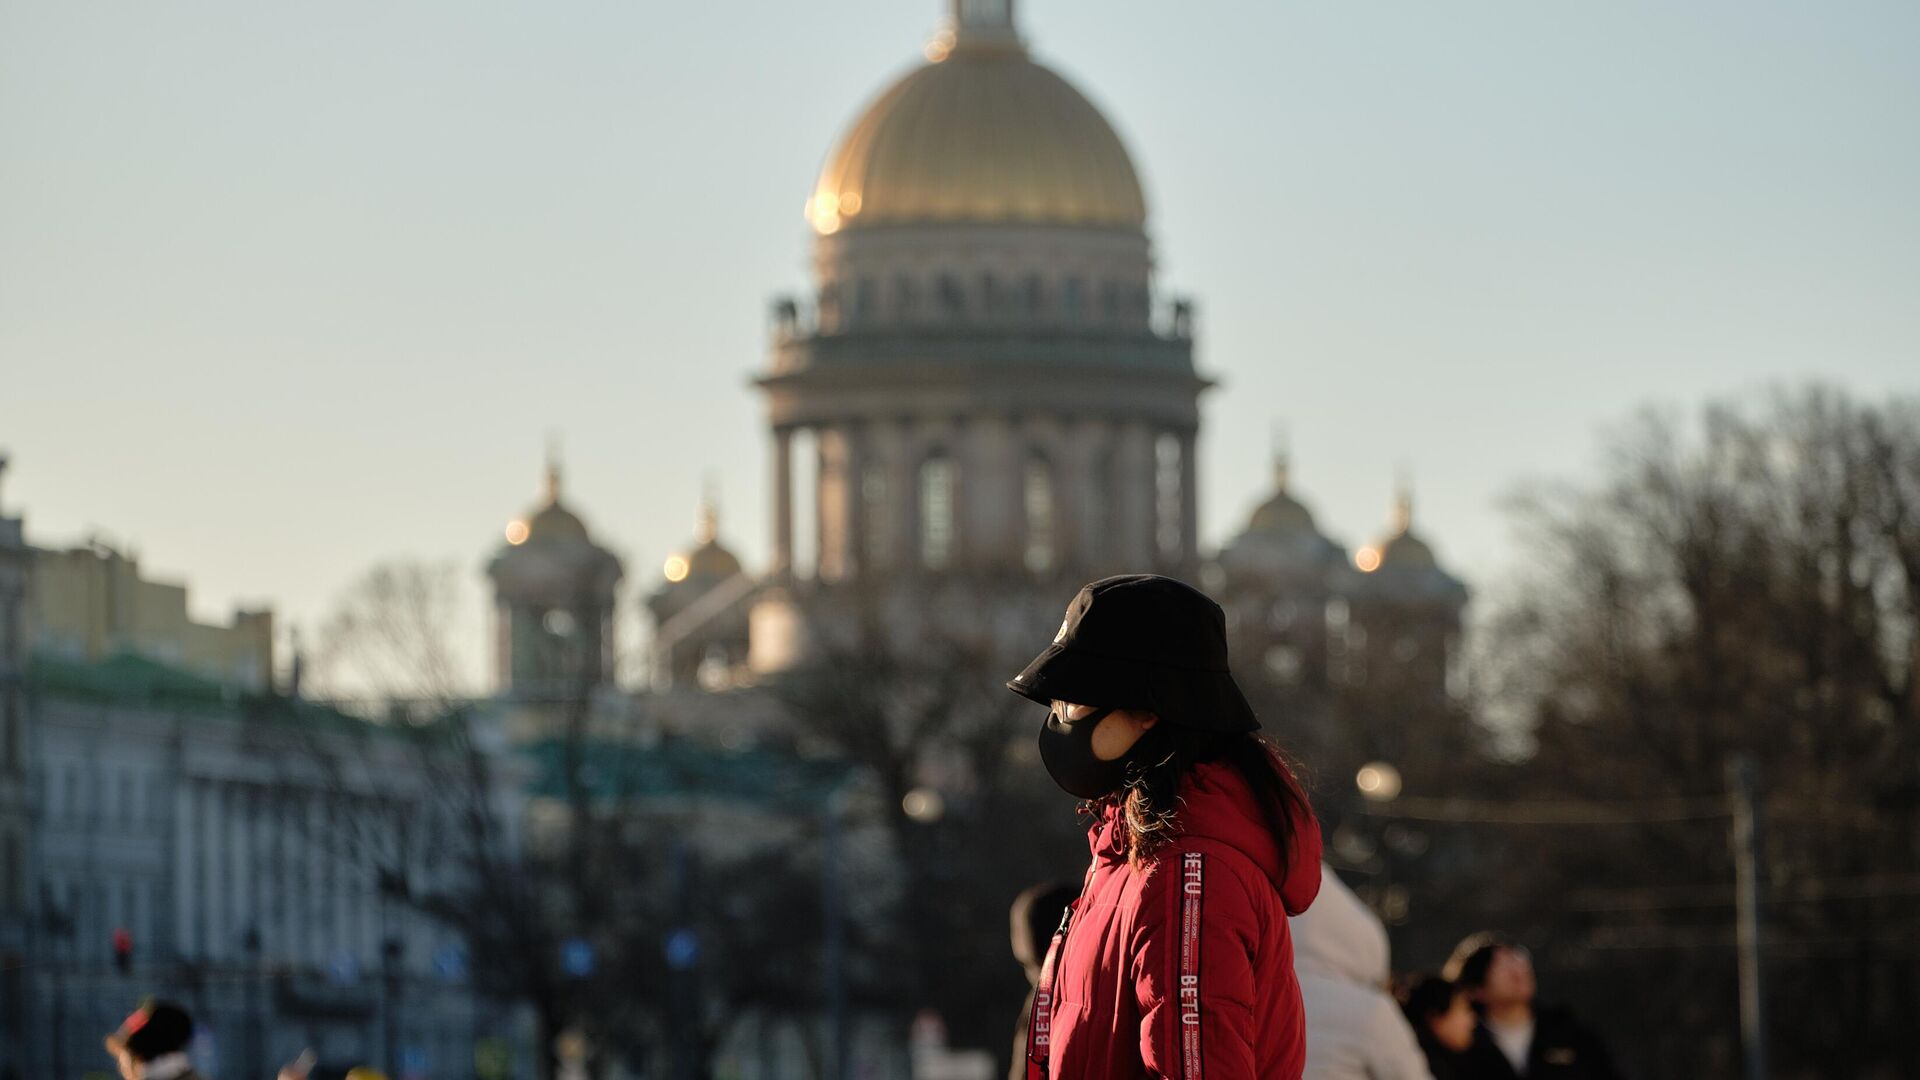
[1249,489,1317,535]
[808,43,1147,234]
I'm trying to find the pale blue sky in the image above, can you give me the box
[3,0,1915,689]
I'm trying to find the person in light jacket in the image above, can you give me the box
[1289,865,1433,1080]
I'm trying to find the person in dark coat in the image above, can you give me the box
[104,999,202,1080]
[1007,574,1324,1079]
[1443,934,1621,1080]
[1397,974,1477,1080]
[1008,880,1083,1080]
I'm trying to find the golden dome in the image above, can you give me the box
[807,35,1146,235]
[685,541,743,580]
[1247,455,1321,537]
[1373,486,1439,570]
[525,502,590,545]
[1377,531,1438,570]
[504,454,594,547]
[663,499,743,584]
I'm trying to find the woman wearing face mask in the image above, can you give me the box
[1007,574,1323,1080]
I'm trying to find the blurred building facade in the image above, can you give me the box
[0,466,518,1080]
[30,540,275,692]
[487,454,624,707]
[1209,460,1469,725]
[0,458,31,1079]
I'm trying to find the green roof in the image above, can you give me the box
[522,736,852,809]
[27,650,384,734]
[29,650,232,708]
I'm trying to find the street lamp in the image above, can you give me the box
[381,937,404,1078]
[901,787,945,824]
[242,926,263,1080]
[1355,761,1402,803]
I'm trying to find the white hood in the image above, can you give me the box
[1289,862,1390,988]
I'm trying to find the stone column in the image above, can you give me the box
[887,420,919,575]
[843,425,867,578]
[1054,419,1091,572]
[1114,422,1155,569]
[1179,429,1200,569]
[962,415,1018,571]
[173,778,195,955]
[771,428,794,576]
[816,427,854,583]
[862,421,904,576]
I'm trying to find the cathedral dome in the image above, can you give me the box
[806,12,1146,236]
[523,501,590,545]
[1246,457,1321,538]
[503,460,597,549]
[1249,492,1316,535]
[1376,530,1437,569]
[668,538,743,584]
[662,501,744,585]
[1358,487,1447,576]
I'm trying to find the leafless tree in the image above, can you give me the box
[766,575,1089,1056]
[285,560,848,1079]
[1465,385,1920,1076]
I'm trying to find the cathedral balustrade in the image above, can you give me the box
[766,324,1195,375]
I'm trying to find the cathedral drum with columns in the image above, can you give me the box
[748,0,1208,674]
[633,0,1466,701]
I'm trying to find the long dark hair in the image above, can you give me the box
[1099,725,1313,871]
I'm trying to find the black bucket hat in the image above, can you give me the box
[1006,574,1260,733]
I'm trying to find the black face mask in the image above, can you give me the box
[1037,704,1167,800]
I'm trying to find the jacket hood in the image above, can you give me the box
[1088,759,1321,915]
[1288,862,1390,987]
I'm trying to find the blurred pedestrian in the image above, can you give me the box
[275,1050,317,1080]
[1006,574,1323,1079]
[103,999,201,1080]
[1008,879,1082,1080]
[1396,975,1475,1080]
[1443,934,1620,1080]
[1289,865,1431,1079]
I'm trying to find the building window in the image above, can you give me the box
[937,275,967,320]
[1062,277,1085,323]
[2,833,19,913]
[852,276,876,324]
[1087,447,1113,566]
[919,455,956,571]
[1,684,16,769]
[817,283,841,332]
[1023,274,1045,318]
[892,274,918,321]
[861,463,890,569]
[1155,434,1183,561]
[1024,456,1056,574]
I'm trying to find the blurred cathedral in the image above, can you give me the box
[486,0,1468,720]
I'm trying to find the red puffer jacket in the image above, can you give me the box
[1028,760,1323,1080]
